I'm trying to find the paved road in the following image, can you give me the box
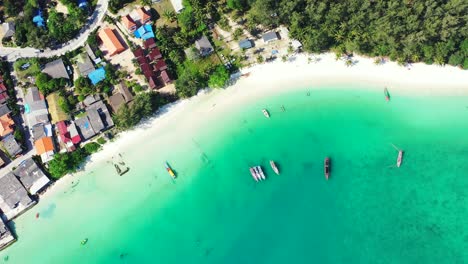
[0,0,108,62]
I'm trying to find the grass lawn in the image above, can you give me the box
[13,58,41,82]
[152,0,178,28]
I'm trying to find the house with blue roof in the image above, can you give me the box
[134,25,155,40]
[88,67,106,85]
[33,11,45,28]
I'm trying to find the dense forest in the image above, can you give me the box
[241,0,467,68]
[4,0,91,48]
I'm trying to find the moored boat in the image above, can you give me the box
[324,157,330,180]
[81,238,88,245]
[256,166,266,180]
[165,162,176,179]
[384,87,390,101]
[262,109,270,118]
[396,150,404,167]
[270,160,280,175]
[250,167,259,182]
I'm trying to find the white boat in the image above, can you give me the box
[270,161,279,175]
[249,167,259,182]
[256,166,266,180]
[262,109,270,118]
[396,150,404,167]
[253,167,262,181]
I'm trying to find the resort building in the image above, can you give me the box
[262,31,279,43]
[0,218,15,251]
[1,134,21,157]
[0,22,15,40]
[109,81,134,112]
[13,158,50,195]
[24,87,49,128]
[0,172,36,220]
[42,58,70,80]
[46,92,70,124]
[122,15,137,32]
[148,48,162,62]
[76,53,95,77]
[161,70,172,85]
[98,28,126,56]
[170,0,184,13]
[195,35,214,57]
[34,136,55,163]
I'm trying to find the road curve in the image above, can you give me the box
[0,0,108,62]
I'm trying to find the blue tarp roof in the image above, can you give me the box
[88,67,106,85]
[78,0,88,8]
[33,11,45,27]
[134,25,155,40]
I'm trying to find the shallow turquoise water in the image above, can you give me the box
[1,86,467,263]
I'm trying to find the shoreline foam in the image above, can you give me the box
[40,52,468,199]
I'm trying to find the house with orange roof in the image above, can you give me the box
[0,113,14,137]
[98,28,126,56]
[34,137,55,163]
[122,15,137,32]
[136,7,151,24]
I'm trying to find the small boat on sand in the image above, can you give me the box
[262,109,270,118]
[250,167,259,182]
[384,87,390,101]
[270,161,280,175]
[165,162,176,179]
[396,150,404,167]
[324,157,330,180]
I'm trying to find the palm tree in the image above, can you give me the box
[162,9,177,23]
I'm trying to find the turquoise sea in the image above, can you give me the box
[1,85,467,263]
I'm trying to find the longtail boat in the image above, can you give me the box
[384,87,390,101]
[324,157,330,180]
[396,150,404,167]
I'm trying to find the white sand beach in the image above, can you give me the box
[40,53,468,198]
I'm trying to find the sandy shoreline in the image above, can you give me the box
[39,52,468,199]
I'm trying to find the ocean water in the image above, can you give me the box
[1,86,467,263]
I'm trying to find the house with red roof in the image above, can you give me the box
[144,38,157,50]
[148,48,162,62]
[121,15,137,32]
[137,7,151,24]
[154,59,168,71]
[56,121,81,151]
[133,47,145,58]
[161,70,172,85]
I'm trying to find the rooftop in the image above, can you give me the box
[0,218,15,250]
[74,115,97,140]
[0,22,15,39]
[34,136,54,155]
[13,158,50,195]
[0,172,36,221]
[262,31,279,42]
[136,7,151,23]
[134,25,155,40]
[0,113,14,137]
[98,28,126,56]
[1,134,21,157]
[170,0,184,13]
[239,39,253,49]
[195,35,214,56]
[88,67,106,85]
[144,38,157,50]
[76,53,95,77]
[0,104,10,117]
[42,58,70,79]
[108,93,126,112]
[118,82,133,102]
[122,15,137,31]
